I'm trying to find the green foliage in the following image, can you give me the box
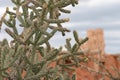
[0,0,88,80]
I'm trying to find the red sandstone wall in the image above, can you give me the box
[77,28,120,80]
[75,54,120,80]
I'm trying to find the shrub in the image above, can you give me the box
[0,0,88,80]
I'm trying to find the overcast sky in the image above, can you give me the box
[0,0,120,54]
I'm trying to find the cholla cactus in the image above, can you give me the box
[0,0,88,80]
